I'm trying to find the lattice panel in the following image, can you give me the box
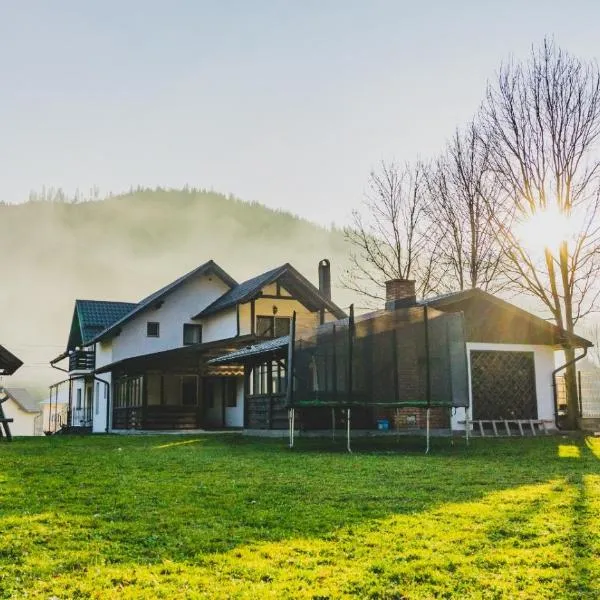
[470,351,537,420]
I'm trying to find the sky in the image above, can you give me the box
[1,0,599,226]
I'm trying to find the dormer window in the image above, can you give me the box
[147,322,160,338]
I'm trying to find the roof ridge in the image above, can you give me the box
[89,260,237,344]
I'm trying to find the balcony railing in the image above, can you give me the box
[69,349,95,372]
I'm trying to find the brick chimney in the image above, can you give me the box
[385,279,417,310]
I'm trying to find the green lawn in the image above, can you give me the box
[1,434,599,599]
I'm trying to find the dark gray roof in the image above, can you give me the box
[0,345,22,375]
[90,260,237,344]
[196,265,284,317]
[2,388,40,413]
[208,336,289,365]
[196,263,346,319]
[420,288,592,348]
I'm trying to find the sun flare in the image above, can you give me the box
[515,205,582,258]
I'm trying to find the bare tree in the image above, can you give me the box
[342,161,442,304]
[427,123,506,292]
[582,322,600,367]
[481,38,600,428]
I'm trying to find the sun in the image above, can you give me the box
[515,205,582,259]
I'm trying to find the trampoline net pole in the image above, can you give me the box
[331,408,335,441]
[426,407,430,454]
[347,408,352,453]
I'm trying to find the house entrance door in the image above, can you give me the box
[203,378,224,428]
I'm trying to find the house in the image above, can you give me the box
[48,259,345,432]
[0,388,43,436]
[211,279,592,434]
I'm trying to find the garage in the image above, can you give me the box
[470,350,537,420]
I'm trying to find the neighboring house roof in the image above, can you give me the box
[1,388,41,413]
[196,263,347,319]
[89,260,238,344]
[68,300,139,348]
[208,335,289,365]
[420,288,592,349]
[0,345,23,375]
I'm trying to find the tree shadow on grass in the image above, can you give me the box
[0,434,599,598]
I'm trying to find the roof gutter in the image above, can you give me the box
[552,346,588,430]
[50,355,69,373]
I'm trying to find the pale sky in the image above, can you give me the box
[1,0,599,225]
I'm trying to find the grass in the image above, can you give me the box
[0,434,599,599]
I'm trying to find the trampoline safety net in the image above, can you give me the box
[289,305,469,409]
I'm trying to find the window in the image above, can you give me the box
[95,382,100,415]
[256,316,291,338]
[250,360,286,395]
[76,388,82,410]
[225,379,237,407]
[147,322,160,337]
[183,324,202,345]
[114,375,144,409]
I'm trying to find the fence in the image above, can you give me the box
[556,371,600,418]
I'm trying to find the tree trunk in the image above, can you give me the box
[562,347,580,430]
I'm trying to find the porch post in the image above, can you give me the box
[142,372,148,428]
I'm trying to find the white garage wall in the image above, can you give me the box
[451,342,557,431]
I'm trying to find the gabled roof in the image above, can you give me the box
[90,260,237,344]
[208,335,289,365]
[195,263,347,319]
[1,388,40,413]
[420,288,592,349]
[0,345,23,375]
[68,300,139,349]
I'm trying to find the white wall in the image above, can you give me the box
[95,340,113,370]
[202,308,237,343]
[451,343,557,431]
[225,378,244,427]
[111,273,231,362]
[3,398,40,436]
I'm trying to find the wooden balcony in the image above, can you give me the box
[69,349,96,372]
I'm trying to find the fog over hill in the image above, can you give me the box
[1,188,354,396]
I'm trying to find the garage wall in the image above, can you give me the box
[451,342,556,431]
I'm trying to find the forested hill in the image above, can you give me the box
[1,188,352,394]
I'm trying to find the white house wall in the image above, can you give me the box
[451,342,557,431]
[202,307,237,343]
[111,273,231,362]
[3,398,39,436]
[95,340,113,370]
